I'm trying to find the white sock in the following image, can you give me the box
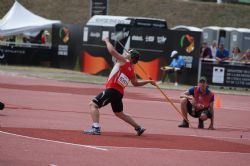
[93,123,100,128]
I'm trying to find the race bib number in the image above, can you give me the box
[117,73,129,88]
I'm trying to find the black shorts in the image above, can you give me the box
[187,100,212,119]
[92,88,123,113]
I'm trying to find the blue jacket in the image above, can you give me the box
[170,56,185,68]
[216,49,229,59]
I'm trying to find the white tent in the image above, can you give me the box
[0,1,61,36]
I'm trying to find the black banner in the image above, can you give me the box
[130,27,168,61]
[166,30,202,85]
[200,60,250,88]
[90,0,108,17]
[81,24,201,84]
[81,25,114,75]
[52,24,82,69]
[0,45,51,66]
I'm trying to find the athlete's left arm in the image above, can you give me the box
[131,74,156,87]
[208,101,215,130]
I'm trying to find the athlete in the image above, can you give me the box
[84,37,156,136]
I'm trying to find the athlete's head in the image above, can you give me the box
[129,49,140,64]
[198,76,208,92]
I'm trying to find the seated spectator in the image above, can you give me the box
[200,41,212,59]
[215,44,229,62]
[41,30,50,44]
[159,50,186,86]
[239,49,250,62]
[29,30,45,44]
[230,47,241,61]
[210,40,218,59]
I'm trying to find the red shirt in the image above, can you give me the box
[41,35,46,44]
[106,62,135,94]
[189,86,214,111]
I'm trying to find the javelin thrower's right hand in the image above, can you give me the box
[150,80,157,86]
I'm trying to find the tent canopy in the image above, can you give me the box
[0,1,61,36]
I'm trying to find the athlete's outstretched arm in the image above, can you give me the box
[103,37,127,63]
[131,74,156,87]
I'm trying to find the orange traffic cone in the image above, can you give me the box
[215,95,221,109]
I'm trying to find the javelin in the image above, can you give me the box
[116,40,193,128]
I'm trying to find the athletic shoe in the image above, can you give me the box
[178,120,189,128]
[0,102,4,110]
[198,119,204,129]
[84,126,101,135]
[135,127,146,136]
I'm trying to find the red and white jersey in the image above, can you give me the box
[193,86,214,111]
[106,61,135,94]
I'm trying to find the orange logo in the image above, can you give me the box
[180,34,195,53]
[59,27,70,44]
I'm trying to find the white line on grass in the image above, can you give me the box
[0,131,108,151]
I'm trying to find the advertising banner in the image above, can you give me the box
[129,27,169,80]
[201,60,250,88]
[82,25,114,75]
[81,25,201,85]
[114,28,201,84]
[162,30,202,84]
[90,0,108,17]
[0,45,51,65]
[52,24,82,69]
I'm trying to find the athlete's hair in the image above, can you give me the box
[0,102,5,110]
[129,49,140,64]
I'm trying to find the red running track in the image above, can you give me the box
[0,72,250,166]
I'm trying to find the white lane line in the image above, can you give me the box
[1,131,249,155]
[188,134,250,141]
[101,145,250,155]
[0,131,108,151]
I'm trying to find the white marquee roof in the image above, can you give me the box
[0,1,61,36]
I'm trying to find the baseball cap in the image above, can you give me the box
[170,50,178,58]
[199,76,207,83]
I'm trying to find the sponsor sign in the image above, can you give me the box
[201,60,250,88]
[90,0,108,17]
